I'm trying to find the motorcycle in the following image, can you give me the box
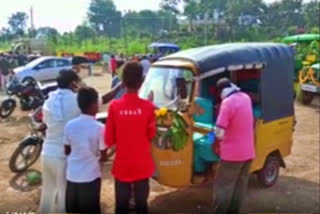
[9,107,46,173]
[0,77,46,119]
[9,109,115,173]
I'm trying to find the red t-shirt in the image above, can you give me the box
[110,58,117,72]
[105,93,156,182]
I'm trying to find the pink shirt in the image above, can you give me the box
[216,92,256,161]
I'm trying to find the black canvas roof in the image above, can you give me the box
[160,43,293,73]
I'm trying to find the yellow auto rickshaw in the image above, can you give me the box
[139,43,295,188]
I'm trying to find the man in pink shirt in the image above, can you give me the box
[213,78,255,214]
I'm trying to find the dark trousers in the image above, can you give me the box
[66,178,101,214]
[213,161,251,214]
[115,178,149,214]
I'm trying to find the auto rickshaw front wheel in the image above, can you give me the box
[257,155,280,187]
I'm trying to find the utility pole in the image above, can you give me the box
[204,11,208,45]
[122,16,128,56]
[30,6,35,38]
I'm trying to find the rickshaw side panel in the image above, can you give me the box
[250,117,294,173]
[151,112,195,188]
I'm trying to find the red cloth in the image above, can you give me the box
[236,69,260,80]
[110,58,117,73]
[105,93,156,182]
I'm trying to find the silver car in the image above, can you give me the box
[12,56,72,83]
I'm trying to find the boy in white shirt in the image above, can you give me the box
[64,87,107,213]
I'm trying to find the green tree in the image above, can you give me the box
[262,0,304,38]
[303,0,320,30]
[8,12,28,36]
[88,0,121,37]
[160,0,182,14]
[74,24,96,46]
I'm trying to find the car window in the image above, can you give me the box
[56,59,71,67]
[36,60,55,70]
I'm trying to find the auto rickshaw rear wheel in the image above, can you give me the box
[297,86,314,105]
[257,155,280,187]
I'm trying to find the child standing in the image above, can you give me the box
[105,61,156,214]
[64,87,106,213]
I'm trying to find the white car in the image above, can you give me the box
[12,56,72,83]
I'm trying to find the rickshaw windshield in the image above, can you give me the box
[139,67,193,109]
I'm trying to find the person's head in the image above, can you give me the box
[142,55,147,60]
[122,61,144,92]
[111,55,115,59]
[77,87,99,116]
[217,78,232,91]
[217,77,240,99]
[57,69,81,92]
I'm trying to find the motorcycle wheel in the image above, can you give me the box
[9,137,42,173]
[0,99,16,119]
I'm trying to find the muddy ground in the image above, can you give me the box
[0,72,319,214]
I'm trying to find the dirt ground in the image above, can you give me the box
[0,72,319,214]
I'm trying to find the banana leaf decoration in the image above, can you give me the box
[154,108,189,151]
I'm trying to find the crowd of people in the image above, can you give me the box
[39,61,156,214]
[37,55,255,214]
[1,48,255,214]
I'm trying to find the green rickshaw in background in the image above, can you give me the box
[283,34,320,104]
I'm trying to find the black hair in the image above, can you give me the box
[217,77,232,90]
[77,87,99,113]
[111,55,115,58]
[57,69,80,89]
[117,60,125,68]
[122,61,143,89]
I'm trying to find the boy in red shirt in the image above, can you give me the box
[105,61,156,214]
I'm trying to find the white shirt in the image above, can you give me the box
[140,59,151,76]
[42,89,81,159]
[64,114,106,183]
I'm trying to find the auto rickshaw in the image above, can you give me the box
[149,42,180,61]
[283,34,320,104]
[139,43,295,188]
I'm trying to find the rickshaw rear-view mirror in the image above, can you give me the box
[176,77,188,99]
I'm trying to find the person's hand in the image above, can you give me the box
[99,149,108,163]
[213,140,220,156]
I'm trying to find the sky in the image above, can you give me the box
[0,0,309,33]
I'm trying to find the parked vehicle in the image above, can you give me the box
[137,43,295,188]
[12,56,72,83]
[283,34,320,104]
[149,42,180,61]
[9,110,115,173]
[9,107,45,173]
[0,78,46,119]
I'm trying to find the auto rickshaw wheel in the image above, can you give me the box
[297,85,314,105]
[257,156,280,187]
[300,90,314,105]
